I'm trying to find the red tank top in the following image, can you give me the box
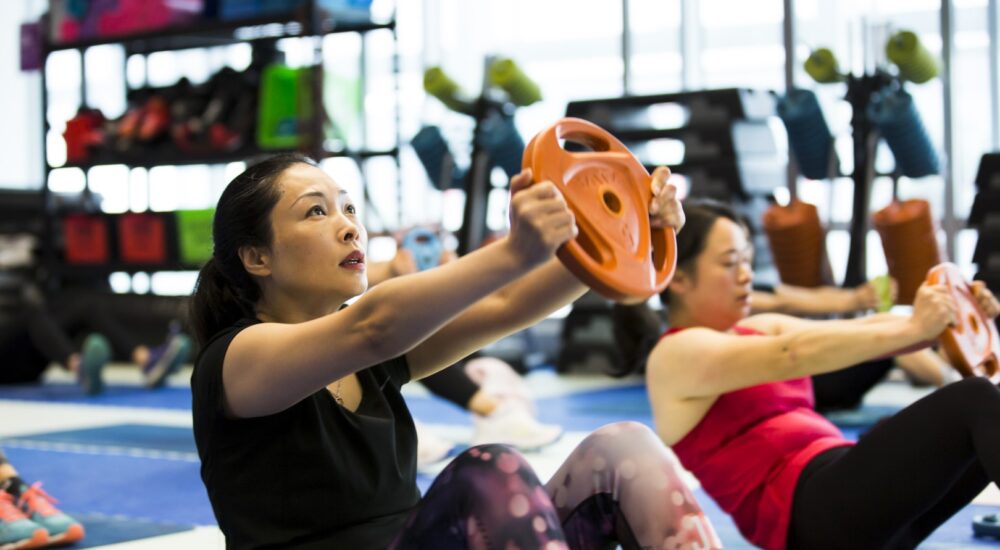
[666,326,853,550]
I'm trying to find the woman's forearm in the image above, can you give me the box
[777,317,928,379]
[489,257,589,331]
[772,284,859,315]
[358,237,540,357]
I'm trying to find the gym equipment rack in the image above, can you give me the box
[37,1,401,291]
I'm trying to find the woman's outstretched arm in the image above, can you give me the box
[222,176,575,418]
[649,282,959,399]
[405,166,684,380]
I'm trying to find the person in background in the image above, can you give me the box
[613,213,954,412]
[749,269,955,408]
[0,283,192,395]
[618,198,1000,550]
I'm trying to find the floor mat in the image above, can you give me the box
[2,424,196,456]
[2,445,213,526]
[2,379,997,548]
[406,384,654,433]
[0,383,191,410]
[59,513,194,549]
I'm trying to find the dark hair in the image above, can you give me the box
[610,197,745,376]
[189,153,317,346]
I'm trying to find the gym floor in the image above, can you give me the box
[1,364,998,549]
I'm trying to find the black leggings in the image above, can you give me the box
[811,358,896,412]
[419,359,480,409]
[789,377,1000,549]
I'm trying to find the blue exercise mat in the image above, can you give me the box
[2,447,214,526]
[2,424,196,455]
[0,382,191,410]
[5,385,996,547]
[60,513,194,548]
[406,384,654,434]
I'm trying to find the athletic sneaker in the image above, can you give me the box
[142,332,193,389]
[79,333,111,396]
[5,480,83,547]
[471,402,563,451]
[464,357,536,414]
[0,490,47,550]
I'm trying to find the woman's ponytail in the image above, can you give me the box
[190,258,255,347]
[609,302,664,377]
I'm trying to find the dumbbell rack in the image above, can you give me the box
[971,152,1000,292]
[455,94,512,256]
[840,71,894,287]
[37,1,401,292]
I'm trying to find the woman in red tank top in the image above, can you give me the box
[628,199,1000,550]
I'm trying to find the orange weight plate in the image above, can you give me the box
[522,117,676,303]
[927,262,1000,382]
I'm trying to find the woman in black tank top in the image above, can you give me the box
[188,154,719,549]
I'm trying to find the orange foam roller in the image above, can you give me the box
[522,117,677,303]
[763,199,826,288]
[873,199,942,305]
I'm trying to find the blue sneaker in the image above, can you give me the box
[142,333,192,389]
[0,490,47,549]
[79,334,111,396]
[7,480,83,547]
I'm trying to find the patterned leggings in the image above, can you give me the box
[388,421,721,550]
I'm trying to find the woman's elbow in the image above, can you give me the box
[769,336,803,378]
[349,288,402,358]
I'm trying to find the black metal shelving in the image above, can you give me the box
[53,146,398,171]
[40,1,401,289]
[47,14,394,54]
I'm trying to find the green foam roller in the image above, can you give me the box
[886,30,939,84]
[423,67,473,114]
[176,209,215,266]
[804,48,843,84]
[488,58,541,106]
[872,274,894,312]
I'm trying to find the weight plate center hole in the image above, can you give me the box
[603,190,622,215]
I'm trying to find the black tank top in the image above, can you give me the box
[191,319,419,549]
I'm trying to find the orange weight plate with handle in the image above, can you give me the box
[522,117,677,303]
[927,262,1000,382]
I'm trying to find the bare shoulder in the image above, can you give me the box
[646,327,722,382]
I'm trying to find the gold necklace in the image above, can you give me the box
[331,378,344,406]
